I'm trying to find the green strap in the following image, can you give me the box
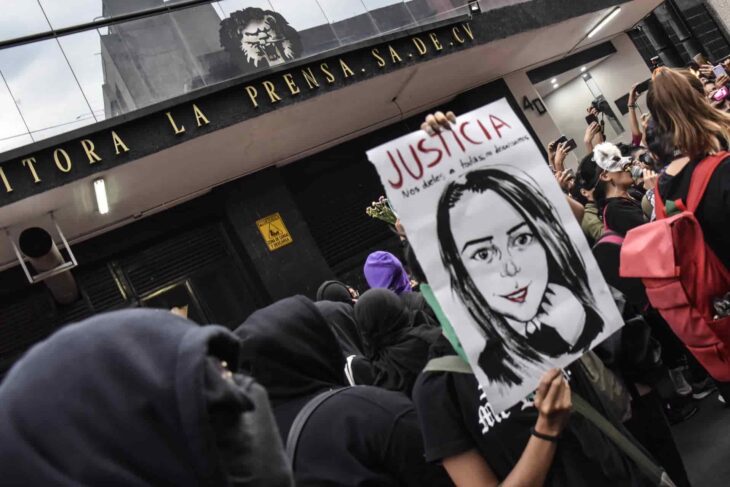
[420,284,469,363]
[423,355,674,487]
[423,356,473,374]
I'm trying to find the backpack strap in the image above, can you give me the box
[286,388,351,464]
[423,355,473,374]
[572,393,675,486]
[686,152,729,212]
[654,185,667,220]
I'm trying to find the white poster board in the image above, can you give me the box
[367,99,623,413]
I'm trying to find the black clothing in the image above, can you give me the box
[413,336,652,486]
[277,386,452,487]
[0,309,292,487]
[625,392,692,487]
[316,300,366,356]
[316,280,354,304]
[401,291,439,326]
[603,196,648,236]
[235,296,451,487]
[354,289,441,396]
[658,156,730,269]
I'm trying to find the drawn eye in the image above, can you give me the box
[510,232,534,250]
[470,246,499,263]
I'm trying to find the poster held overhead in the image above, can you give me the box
[367,99,623,413]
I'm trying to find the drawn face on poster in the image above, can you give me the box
[219,7,302,70]
[367,99,623,412]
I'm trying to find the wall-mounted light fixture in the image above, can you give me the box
[93,178,109,215]
[468,0,481,15]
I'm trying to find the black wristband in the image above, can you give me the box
[530,426,561,443]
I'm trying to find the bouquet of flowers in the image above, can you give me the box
[365,196,398,225]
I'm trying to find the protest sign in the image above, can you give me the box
[367,99,623,413]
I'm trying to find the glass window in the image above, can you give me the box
[317,0,380,45]
[0,40,94,140]
[57,30,107,123]
[0,1,51,42]
[362,0,417,34]
[406,0,464,25]
[267,0,340,58]
[0,77,32,153]
[37,0,176,31]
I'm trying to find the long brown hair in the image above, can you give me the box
[647,67,730,160]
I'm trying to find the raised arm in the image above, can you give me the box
[628,83,642,145]
[442,369,572,487]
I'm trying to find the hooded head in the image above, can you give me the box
[363,251,412,295]
[353,289,439,394]
[315,300,365,356]
[0,309,289,486]
[354,289,412,357]
[235,296,346,406]
[315,280,354,304]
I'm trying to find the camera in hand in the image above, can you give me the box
[635,79,650,96]
[553,135,577,153]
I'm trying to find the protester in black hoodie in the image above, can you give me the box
[234,296,452,487]
[315,300,366,356]
[315,300,376,386]
[0,309,292,486]
[353,288,441,396]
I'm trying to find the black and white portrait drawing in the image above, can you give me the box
[437,167,604,387]
[367,99,623,412]
[219,7,303,70]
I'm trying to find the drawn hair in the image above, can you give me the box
[436,166,603,386]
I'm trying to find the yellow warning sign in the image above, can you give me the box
[256,213,293,251]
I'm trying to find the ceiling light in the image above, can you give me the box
[468,0,481,14]
[553,83,559,88]
[93,178,109,215]
[588,6,621,38]
[551,78,557,83]
[581,66,587,72]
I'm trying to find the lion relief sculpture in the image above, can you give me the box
[220,8,303,70]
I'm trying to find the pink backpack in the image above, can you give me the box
[619,153,730,381]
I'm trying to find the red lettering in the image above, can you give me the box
[417,138,444,167]
[477,119,492,140]
[436,131,452,157]
[489,114,512,138]
[399,148,424,180]
[460,121,482,145]
[448,127,466,153]
[386,151,404,189]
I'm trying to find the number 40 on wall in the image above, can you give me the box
[523,96,547,116]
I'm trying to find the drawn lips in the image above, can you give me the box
[502,286,529,304]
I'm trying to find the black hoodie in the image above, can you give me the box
[235,296,452,487]
[0,309,292,486]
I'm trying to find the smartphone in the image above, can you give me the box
[586,114,599,125]
[713,64,727,79]
[564,139,577,152]
[635,79,650,95]
[713,86,728,102]
[554,135,568,146]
